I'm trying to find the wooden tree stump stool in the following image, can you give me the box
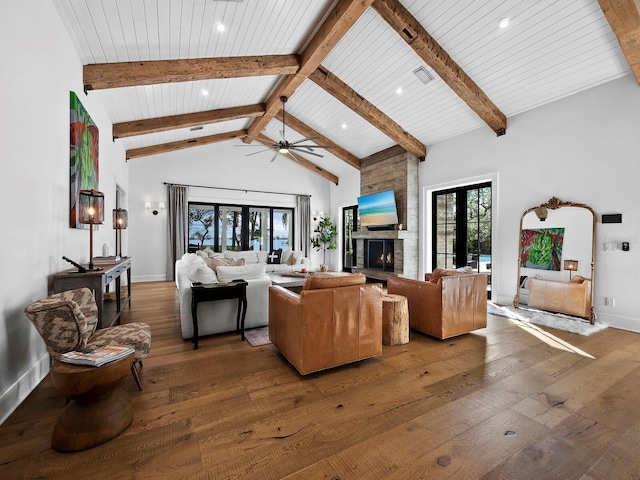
[382,294,409,346]
[49,353,134,452]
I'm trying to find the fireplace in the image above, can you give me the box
[365,240,394,271]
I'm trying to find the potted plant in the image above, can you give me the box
[311,214,337,272]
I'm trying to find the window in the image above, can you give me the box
[432,182,492,276]
[188,203,294,253]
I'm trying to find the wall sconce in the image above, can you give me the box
[564,259,578,280]
[78,189,104,271]
[113,208,128,258]
[312,210,324,222]
[145,201,165,215]
[534,206,547,221]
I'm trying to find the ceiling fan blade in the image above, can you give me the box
[288,150,302,163]
[290,135,318,145]
[270,151,278,163]
[290,146,323,158]
[245,147,274,157]
[295,144,332,149]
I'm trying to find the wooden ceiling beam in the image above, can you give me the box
[245,0,375,142]
[125,130,246,160]
[310,66,426,159]
[254,134,339,185]
[113,104,264,139]
[372,0,507,136]
[275,111,361,170]
[598,0,640,84]
[84,54,300,90]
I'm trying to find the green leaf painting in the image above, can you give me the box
[70,91,99,228]
[520,228,564,271]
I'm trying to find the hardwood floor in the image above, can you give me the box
[2,281,640,479]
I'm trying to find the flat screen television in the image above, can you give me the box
[357,189,399,229]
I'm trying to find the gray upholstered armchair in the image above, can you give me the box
[25,287,151,390]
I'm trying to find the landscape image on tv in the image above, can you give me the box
[358,190,399,227]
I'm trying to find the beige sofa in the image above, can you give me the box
[527,277,592,318]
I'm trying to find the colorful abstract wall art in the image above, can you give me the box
[520,227,565,271]
[69,91,99,228]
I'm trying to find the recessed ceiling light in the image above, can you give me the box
[396,86,403,94]
[341,123,348,130]
[498,18,510,29]
[216,23,225,32]
[201,89,209,96]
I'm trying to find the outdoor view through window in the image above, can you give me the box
[188,204,293,253]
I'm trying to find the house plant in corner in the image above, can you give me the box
[311,214,337,272]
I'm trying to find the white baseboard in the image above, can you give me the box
[0,353,50,425]
[595,312,640,333]
[132,274,167,283]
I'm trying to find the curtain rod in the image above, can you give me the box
[163,182,311,197]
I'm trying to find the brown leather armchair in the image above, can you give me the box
[387,269,487,339]
[268,273,383,375]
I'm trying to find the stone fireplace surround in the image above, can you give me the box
[352,146,419,281]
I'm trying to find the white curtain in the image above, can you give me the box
[166,184,189,281]
[296,195,311,256]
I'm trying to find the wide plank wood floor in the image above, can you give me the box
[2,281,640,479]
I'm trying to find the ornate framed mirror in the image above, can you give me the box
[513,197,596,323]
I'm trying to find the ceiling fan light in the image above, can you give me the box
[279,147,289,154]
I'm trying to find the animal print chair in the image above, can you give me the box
[25,287,151,390]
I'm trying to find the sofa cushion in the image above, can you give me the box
[281,249,303,265]
[206,256,245,272]
[267,248,282,264]
[224,250,259,264]
[256,250,269,263]
[303,273,366,290]
[428,266,473,283]
[187,260,218,284]
[216,263,267,282]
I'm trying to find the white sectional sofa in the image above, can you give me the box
[210,248,308,273]
[175,254,271,340]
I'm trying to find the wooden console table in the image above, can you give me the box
[53,257,132,329]
[191,280,247,349]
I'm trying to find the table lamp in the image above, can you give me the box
[113,208,128,259]
[564,259,578,280]
[78,189,104,271]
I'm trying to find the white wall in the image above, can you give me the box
[127,140,335,280]
[420,74,640,331]
[0,1,127,423]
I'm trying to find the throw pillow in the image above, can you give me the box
[224,250,259,264]
[428,266,473,283]
[281,249,303,265]
[570,275,587,283]
[216,263,267,282]
[206,257,245,272]
[256,250,269,263]
[267,248,282,264]
[187,261,218,284]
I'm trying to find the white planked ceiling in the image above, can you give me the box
[53,0,631,176]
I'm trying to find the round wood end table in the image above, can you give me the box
[49,352,135,452]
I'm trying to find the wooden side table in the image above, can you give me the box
[49,353,134,452]
[190,280,248,349]
[382,294,409,346]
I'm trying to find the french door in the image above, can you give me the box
[432,182,492,277]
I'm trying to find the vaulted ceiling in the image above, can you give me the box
[54,0,637,184]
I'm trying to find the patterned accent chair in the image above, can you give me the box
[25,287,151,390]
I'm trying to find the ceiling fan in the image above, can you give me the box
[239,96,332,163]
